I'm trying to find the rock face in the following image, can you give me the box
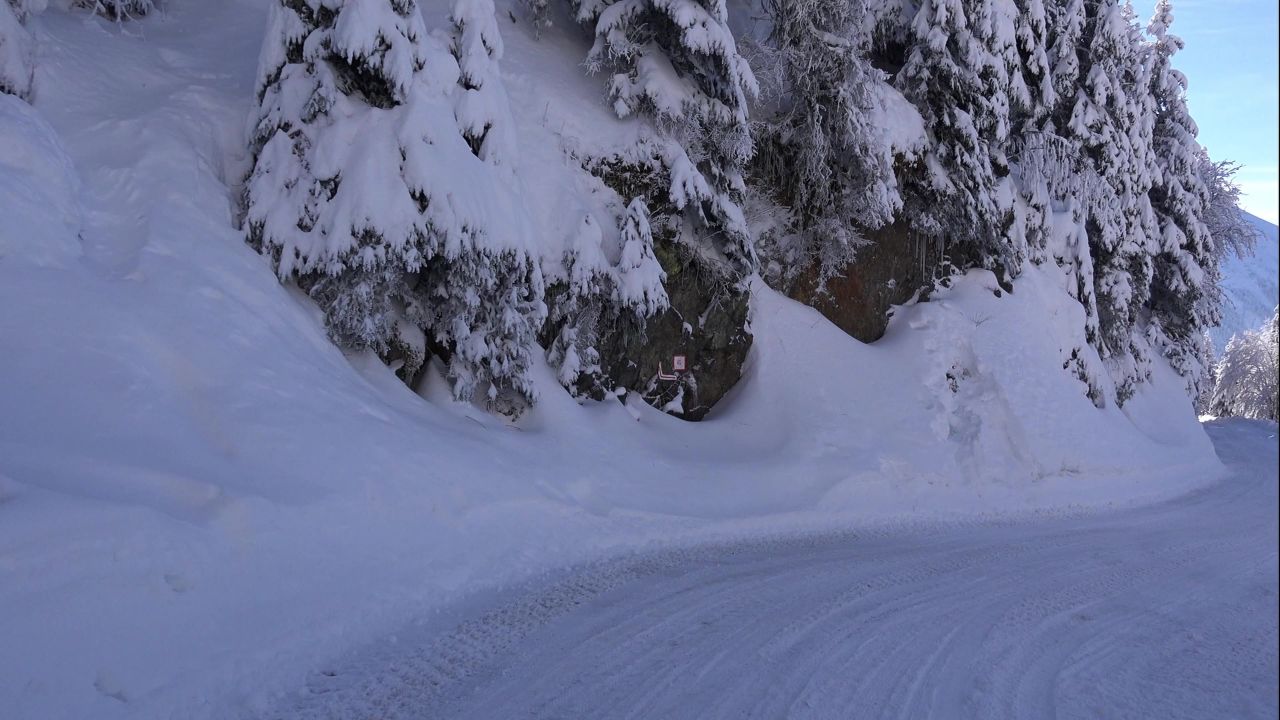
[787,221,942,343]
[550,155,753,421]
[598,241,752,421]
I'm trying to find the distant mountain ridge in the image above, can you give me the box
[1211,210,1280,353]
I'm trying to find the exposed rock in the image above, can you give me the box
[598,240,751,420]
[547,154,754,420]
[540,238,752,420]
[787,220,942,343]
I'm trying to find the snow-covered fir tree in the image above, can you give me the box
[754,0,900,283]
[1209,308,1280,421]
[1144,0,1216,398]
[75,0,155,19]
[977,0,1034,268]
[1007,0,1075,263]
[520,0,552,36]
[860,0,1238,409]
[615,197,668,316]
[1045,0,1085,111]
[546,200,668,399]
[1193,328,1216,413]
[244,0,544,409]
[1065,0,1156,401]
[1066,0,1133,295]
[451,0,514,162]
[438,0,547,406]
[1022,0,1091,267]
[1197,152,1258,265]
[458,0,674,400]
[894,0,1013,269]
[1,0,41,99]
[405,244,544,409]
[1013,0,1054,129]
[547,215,617,395]
[245,0,435,349]
[1005,0,1115,373]
[974,0,1024,139]
[232,0,1243,414]
[572,0,759,275]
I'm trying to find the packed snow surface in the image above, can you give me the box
[0,2,1253,719]
[263,420,1280,720]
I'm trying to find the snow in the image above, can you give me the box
[1212,210,1280,353]
[265,418,1275,720]
[868,78,927,155]
[0,2,1236,719]
[0,93,81,266]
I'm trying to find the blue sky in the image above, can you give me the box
[1173,0,1279,223]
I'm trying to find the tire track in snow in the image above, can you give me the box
[268,420,1278,720]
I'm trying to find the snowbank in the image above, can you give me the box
[0,93,81,267]
[0,2,1220,719]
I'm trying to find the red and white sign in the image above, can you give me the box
[672,355,687,372]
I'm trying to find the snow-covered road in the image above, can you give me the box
[272,419,1278,720]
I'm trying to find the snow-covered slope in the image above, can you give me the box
[1212,210,1279,352]
[0,2,1223,718]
